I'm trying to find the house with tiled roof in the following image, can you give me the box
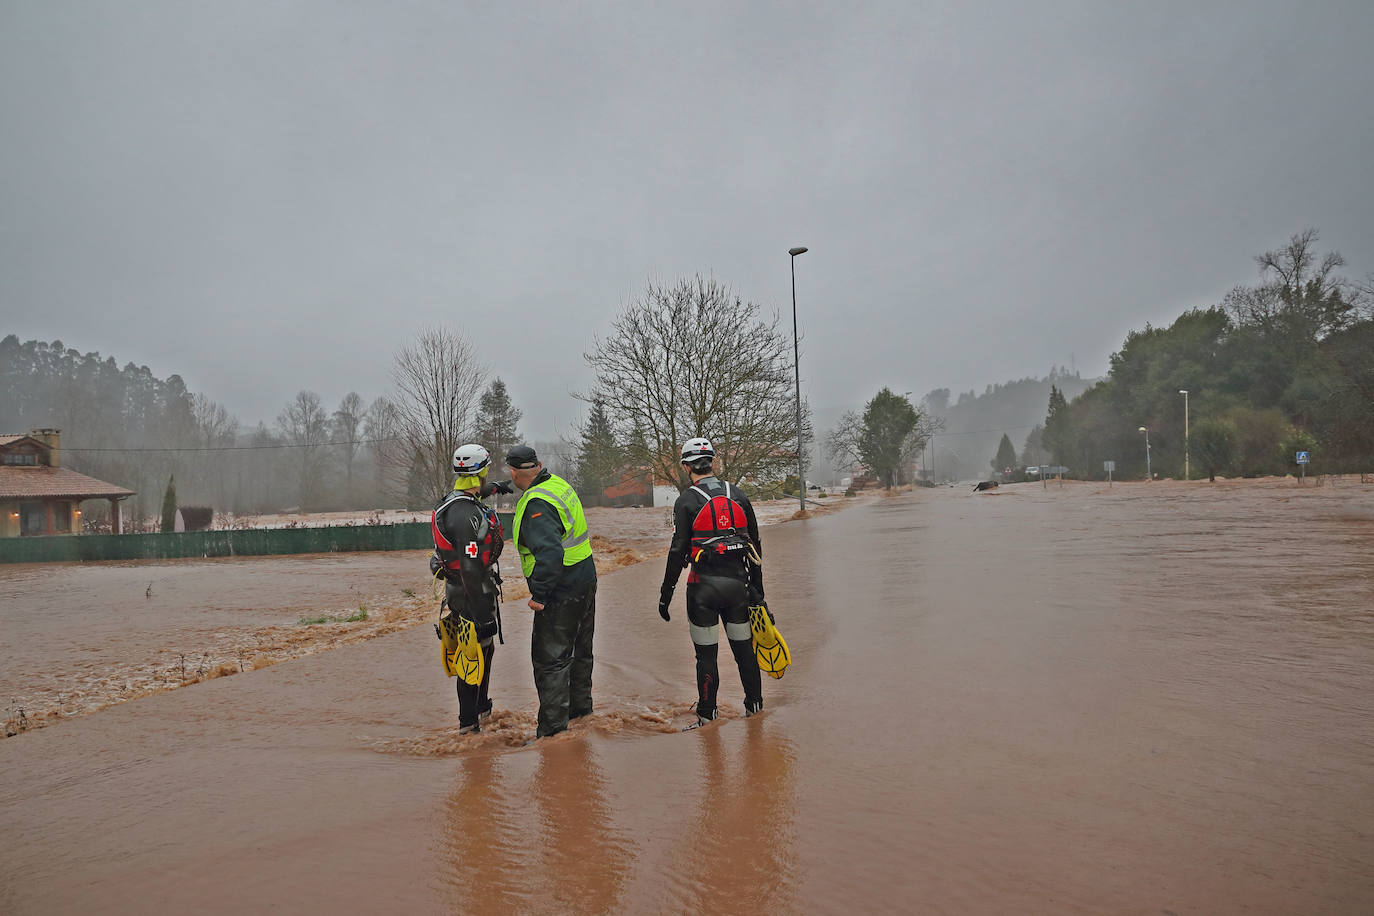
[0,429,134,537]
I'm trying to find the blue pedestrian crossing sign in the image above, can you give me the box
[1296,451,1310,464]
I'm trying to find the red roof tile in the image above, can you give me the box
[0,467,135,499]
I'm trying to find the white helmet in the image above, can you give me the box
[680,437,715,464]
[452,443,491,475]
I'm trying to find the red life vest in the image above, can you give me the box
[432,492,503,572]
[687,481,751,577]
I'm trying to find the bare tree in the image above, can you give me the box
[584,276,807,490]
[1223,228,1360,338]
[332,391,365,493]
[191,393,239,510]
[277,390,331,510]
[390,327,488,503]
[1354,273,1374,322]
[363,395,404,502]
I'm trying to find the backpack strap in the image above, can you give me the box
[687,485,715,533]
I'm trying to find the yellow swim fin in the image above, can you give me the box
[748,603,791,679]
[436,608,485,686]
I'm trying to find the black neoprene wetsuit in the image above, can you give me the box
[660,475,765,718]
[432,489,504,728]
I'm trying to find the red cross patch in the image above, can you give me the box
[465,542,478,558]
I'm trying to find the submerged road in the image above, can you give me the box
[3,480,1372,913]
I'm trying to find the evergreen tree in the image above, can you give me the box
[574,397,623,506]
[1042,385,1071,465]
[160,475,177,532]
[991,433,1017,476]
[475,378,523,467]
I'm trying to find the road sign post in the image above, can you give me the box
[1296,450,1309,486]
[1104,459,1115,487]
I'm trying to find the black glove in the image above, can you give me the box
[429,553,445,579]
[490,479,514,495]
[658,583,674,621]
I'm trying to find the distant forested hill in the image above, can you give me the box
[921,368,1096,480]
[0,335,396,520]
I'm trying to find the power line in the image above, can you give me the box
[60,436,409,454]
[929,423,1038,437]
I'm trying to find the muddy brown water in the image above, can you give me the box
[2,480,1372,913]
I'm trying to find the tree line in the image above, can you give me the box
[1040,230,1372,480]
[3,273,813,522]
[0,333,524,524]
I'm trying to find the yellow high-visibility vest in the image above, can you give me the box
[512,473,592,578]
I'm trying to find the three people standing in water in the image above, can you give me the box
[432,437,773,737]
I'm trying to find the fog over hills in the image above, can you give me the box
[810,369,1096,484]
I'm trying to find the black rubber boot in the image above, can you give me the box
[728,636,763,713]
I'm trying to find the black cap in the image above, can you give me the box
[505,444,539,469]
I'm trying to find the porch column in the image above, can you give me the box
[110,498,123,534]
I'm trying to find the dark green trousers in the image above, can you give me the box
[530,581,597,737]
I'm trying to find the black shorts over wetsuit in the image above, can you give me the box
[432,489,504,728]
[661,476,765,719]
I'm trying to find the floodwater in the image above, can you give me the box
[2,479,1372,913]
[0,551,435,728]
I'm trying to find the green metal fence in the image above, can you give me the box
[0,513,514,564]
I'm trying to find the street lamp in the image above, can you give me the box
[1178,390,1189,481]
[1138,426,1152,480]
[789,246,808,512]
[904,390,914,483]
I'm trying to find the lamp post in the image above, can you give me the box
[1138,426,1152,481]
[789,246,808,512]
[1178,389,1189,481]
[904,390,914,484]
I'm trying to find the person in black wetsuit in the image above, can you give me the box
[431,443,511,734]
[658,437,766,725]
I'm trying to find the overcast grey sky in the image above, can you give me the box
[3,1,1372,439]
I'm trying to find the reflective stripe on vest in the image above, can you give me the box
[512,473,592,578]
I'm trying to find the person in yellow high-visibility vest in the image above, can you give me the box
[505,444,597,737]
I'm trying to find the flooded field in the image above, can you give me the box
[0,497,834,735]
[2,479,1372,913]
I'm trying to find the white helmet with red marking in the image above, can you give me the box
[681,437,715,468]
